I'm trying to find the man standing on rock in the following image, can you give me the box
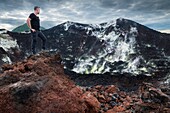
[27,6,47,54]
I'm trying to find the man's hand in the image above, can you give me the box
[31,29,36,32]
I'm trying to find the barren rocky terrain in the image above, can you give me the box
[0,52,169,113]
[0,18,170,113]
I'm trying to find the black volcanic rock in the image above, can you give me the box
[3,18,170,76]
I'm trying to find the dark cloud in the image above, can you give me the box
[0,0,170,32]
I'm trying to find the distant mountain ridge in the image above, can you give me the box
[2,18,170,77]
[12,23,45,33]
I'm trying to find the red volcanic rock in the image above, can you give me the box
[81,92,100,113]
[105,85,118,94]
[97,93,106,103]
[95,85,103,90]
[106,105,126,113]
[0,53,87,113]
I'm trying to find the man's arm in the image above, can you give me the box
[27,18,35,32]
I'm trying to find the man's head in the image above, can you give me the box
[34,6,40,14]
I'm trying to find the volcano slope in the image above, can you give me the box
[0,52,169,113]
[6,18,170,76]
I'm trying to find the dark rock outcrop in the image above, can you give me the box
[5,18,170,76]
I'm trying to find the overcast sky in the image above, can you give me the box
[0,0,170,33]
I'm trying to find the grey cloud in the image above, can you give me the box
[0,0,170,31]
